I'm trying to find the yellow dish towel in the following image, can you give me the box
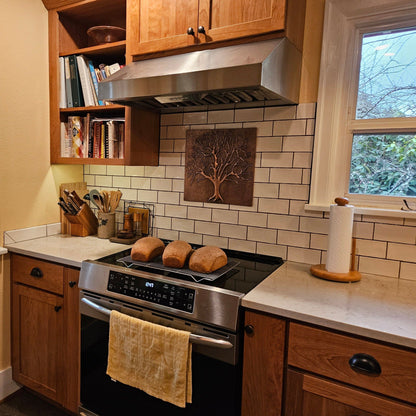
[106,310,192,408]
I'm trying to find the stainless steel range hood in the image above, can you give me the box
[98,38,302,111]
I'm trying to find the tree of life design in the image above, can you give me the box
[185,128,256,206]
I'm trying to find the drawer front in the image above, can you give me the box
[12,254,64,295]
[288,322,416,404]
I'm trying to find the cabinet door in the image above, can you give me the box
[12,284,64,403]
[198,0,286,44]
[128,0,199,56]
[285,370,416,416]
[241,310,286,416]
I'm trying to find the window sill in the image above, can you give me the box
[305,204,416,219]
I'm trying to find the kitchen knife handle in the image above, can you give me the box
[349,353,381,376]
[30,267,43,278]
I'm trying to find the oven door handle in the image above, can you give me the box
[81,297,233,349]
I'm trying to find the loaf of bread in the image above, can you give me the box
[188,246,227,274]
[162,240,193,268]
[131,237,165,262]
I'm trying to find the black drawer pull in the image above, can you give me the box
[69,281,77,288]
[244,325,254,335]
[54,306,62,312]
[30,267,43,278]
[349,353,381,376]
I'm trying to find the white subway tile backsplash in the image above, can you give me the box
[264,106,296,120]
[243,121,273,136]
[253,183,279,198]
[273,119,306,136]
[400,262,416,281]
[195,221,220,236]
[137,189,158,202]
[113,176,131,188]
[278,230,310,248]
[374,223,416,244]
[202,235,228,248]
[220,223,247,239]
[387,243,416,262]
[228,239,256,253]
[208,110,234,124]
[151,178,172,191]
[261,152,293,168]
[83,103,416,279]
[188,207,212,221]
[256,136,283,152]
[355,239,387,258]
[296,103,316,119]
[106,165,125,175]
[359,257,400,278]
[270,168,302,184]
[158,191,180,204]
[238,212,267,227]
[212,209,238,224]
[279,184,309,200]
[287,247,321,264]
[258,198,289,214]
[184,112,208,124]
[161,113,183,126]
[131,177,151,189]
[247,227,276,243]
[257,243,287,258]
[172,218,195,233]
[125,166,145,176]
[268,214,299,231]
[282,136,313,152]
[95,175,112,187]
[235,108,264,122]
[165,205,187,218]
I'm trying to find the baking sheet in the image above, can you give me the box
[116,255,239,283]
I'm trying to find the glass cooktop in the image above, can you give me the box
[96,241,284,295]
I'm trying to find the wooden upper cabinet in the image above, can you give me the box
[127,0,199,56]
[198,0,286,42]
[128,0,305,57]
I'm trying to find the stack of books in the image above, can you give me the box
[59,55,122,108]
[61,116,125,159]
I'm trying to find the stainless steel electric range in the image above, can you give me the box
[78,241,284,416]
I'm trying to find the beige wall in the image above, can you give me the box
[0,0,82,370]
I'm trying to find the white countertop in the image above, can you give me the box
[242,261,416,349]
[6,234,416,349]
[5,234,131,268]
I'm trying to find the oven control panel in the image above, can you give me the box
[107,271,195,313]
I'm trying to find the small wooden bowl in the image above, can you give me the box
[87,26,126,45]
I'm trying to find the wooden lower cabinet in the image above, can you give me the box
[241,310,286,416]
[11,254,80,414]
[285,369,416,416]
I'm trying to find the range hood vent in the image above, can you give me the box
[98,38,302,112]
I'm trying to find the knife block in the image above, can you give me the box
[64,204,98,237]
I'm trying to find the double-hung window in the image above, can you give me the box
[308,0,416,217]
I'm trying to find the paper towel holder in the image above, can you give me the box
[310,197,362,283]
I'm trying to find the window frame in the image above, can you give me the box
[307,0,416,217]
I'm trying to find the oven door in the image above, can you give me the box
[79,293,242,416]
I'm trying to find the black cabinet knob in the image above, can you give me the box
[69,281,77,288]
[30,267,43,278]
[54,306,62,312]
[244,325,254,335]
[187,27,195,36]
[197,25,206,34]
[349,353,381,376]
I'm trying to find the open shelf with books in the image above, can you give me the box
[46,0,159,166]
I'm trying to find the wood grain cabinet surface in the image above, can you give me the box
[127,0,306,57]
[11,254,80,414]
[241,310,286,416]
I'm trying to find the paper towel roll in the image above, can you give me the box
[326,203,354,273]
